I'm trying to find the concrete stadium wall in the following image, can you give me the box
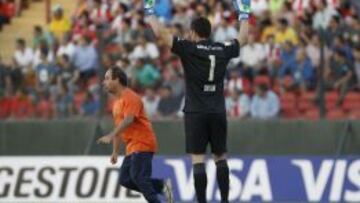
[0,119,359,155]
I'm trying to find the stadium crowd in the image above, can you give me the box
[1,0,360,120]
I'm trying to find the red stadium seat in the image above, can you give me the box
[280,92,299,119]
[302,108,320,120]
[326,109,346,120]
[348,110,360,119]
[282,76,294,90]
[74,92,86,113]
[342,92,360,111]
[254,75,271,87]
[325,91,339,110]
[280,92,297,110]
[298,92,317,112]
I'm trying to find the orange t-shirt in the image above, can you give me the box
[112,88,157,155]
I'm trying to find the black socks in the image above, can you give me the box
[216,160,229,203]
[193,163,207,203]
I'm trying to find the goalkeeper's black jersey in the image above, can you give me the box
[171,36,240,113]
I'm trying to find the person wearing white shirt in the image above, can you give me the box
[312,0,338,30]
[57,34,76,59]
[239,34,266,72]
[13,38,34,73]
[252,0,268,16]
[129,37,159,60]
[142,88,160,119]
[251,84,280,119]
[213,18,238,43]
[226,89,250,119]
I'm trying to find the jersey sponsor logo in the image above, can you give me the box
[196,45,224,51]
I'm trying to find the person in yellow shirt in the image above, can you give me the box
[49,5,71,40]
[275,18,299,45]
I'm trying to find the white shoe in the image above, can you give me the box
[163,179,174,203]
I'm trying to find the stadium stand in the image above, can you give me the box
[0,0,359,120]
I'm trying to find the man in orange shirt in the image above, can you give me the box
[97,66,173,203]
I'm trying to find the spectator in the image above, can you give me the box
[279,48,315,90]
[306,34,331,69]
[32,25,52,49]
[73,35,99,83]
[57,54,79,92]
[72,11,97,43]
[172,4,191,29]
[10,89,34,119]
[269,0,285,14]
[129,36,160,60]
[278,41,297,77]
[89,0,112,26]
[250,84,280,119]
[275,18,299,45]
[54,83,73,118]
[226,68,250,94]
[13,38,33,73]
[325,16,347,47]
[239,34,266,79]
[113,18,135,45]
[0,0,11,31]
[35,50,58,94]
[157,86,181,118]
[57,33,76,59]
[35,91,53,119]
[325,49,354,104]
[332,35,353,62]
[162,66,184,98]
[134,59,160,88]
[0,56,9,91]
[264,34,281,74]
[252,0,268,17]
[313,0,338,30]
[226,89,251,119]
[81,91,99,116]
[33,40,55,68]
[213,17,238,43]
[49,4,71,39]
[353,45,360,88]
[142,87,160,118]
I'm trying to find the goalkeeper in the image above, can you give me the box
[143,0,251,203]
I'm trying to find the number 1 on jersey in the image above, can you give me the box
[208,55,215,82]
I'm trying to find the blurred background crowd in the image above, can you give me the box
[1,0,360,120]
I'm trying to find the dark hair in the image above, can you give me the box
[258,83,269,92]
[62,54,70,62]
[279,18,289,26]
[332,15,341,24]
[34,25,42,33]
[335,49,346,58]
[110,66,128,86]
[119,3,128,12]
[16,38,25,46]
[191,17,211,39]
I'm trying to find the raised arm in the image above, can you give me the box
[144,0,173,47]
[232,0,251,46]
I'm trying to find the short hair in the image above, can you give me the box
[335,49,346,58]
[110,66,128,86]
[16,38,25,46]
[191,17,211,39]
[279,18,288,26]
[258,83,269,92]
